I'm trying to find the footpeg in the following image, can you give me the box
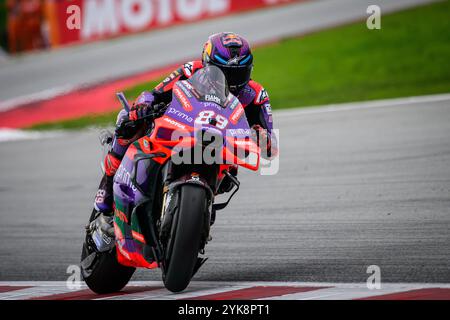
[88,213,115,252]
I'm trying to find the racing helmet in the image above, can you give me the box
[202,32,253,94]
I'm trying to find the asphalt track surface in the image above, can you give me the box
[0,0,439,107]
[0,95,449,283]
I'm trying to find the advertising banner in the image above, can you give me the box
[46,0,299,47]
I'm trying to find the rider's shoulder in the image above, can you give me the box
[181,60,204,77]
[247,80,269,105]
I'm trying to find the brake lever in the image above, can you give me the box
[115,120,138,138]
[115,111,162,138]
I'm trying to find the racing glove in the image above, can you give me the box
[128,91,156,121]
[129,102,167,121]
[251,124,271,152]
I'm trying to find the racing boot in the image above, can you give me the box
[85,211,115,253]
[82,174,116,269]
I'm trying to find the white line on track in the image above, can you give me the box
[0,128,65,143]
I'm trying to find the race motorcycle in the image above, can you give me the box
[80,66,261,293]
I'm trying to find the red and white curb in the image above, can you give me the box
[0,282,449,300]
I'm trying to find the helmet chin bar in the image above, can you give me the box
[228,83,246,95]
[205,60,252,90]
[229,85,239,94]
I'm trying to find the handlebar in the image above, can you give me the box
[114,91,169,138]
[115,105,168,139]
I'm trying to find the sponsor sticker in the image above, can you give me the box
[234,139,253,146]
[163,116,186,130]
[228,97,239,110]
[173,85,193,111]
[228,128,251,136]
[227,56,240,65]
[205,94,221,104]
[115,165,137,192]
[203,102,223,110]
[184,81,194,90]
[221,33,243,47]
[167,107,194,123]
[178,81,193,98]
[230,104,244,124]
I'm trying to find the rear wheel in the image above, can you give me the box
[163,185,207,292]
[80,211,135,294]
[82,248,135,294]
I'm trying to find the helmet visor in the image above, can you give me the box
[212,63,252,89]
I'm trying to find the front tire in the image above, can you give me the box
[163,185,207,292]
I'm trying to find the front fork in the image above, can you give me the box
[156,163,240,275]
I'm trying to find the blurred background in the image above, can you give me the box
[0,0,449,286]
[0,0,448,128]
[0,0,47,54]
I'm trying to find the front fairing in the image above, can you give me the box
[150,80,260,170]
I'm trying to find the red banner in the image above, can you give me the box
[46,0,299,47]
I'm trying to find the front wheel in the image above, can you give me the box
[163,185,207,292]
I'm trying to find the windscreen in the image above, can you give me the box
[188,65,229,106]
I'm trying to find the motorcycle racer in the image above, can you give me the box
[94,32,277,216]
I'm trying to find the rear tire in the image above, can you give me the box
[163,185,207,292]
[82,249,135,294]
[80,210,135,294]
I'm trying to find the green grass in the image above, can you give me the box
[255,0,450,108]
[123,79,163,100]
[29,0,450,130]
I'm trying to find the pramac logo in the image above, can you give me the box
[229,104,244,124]
[173,85,193,112]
